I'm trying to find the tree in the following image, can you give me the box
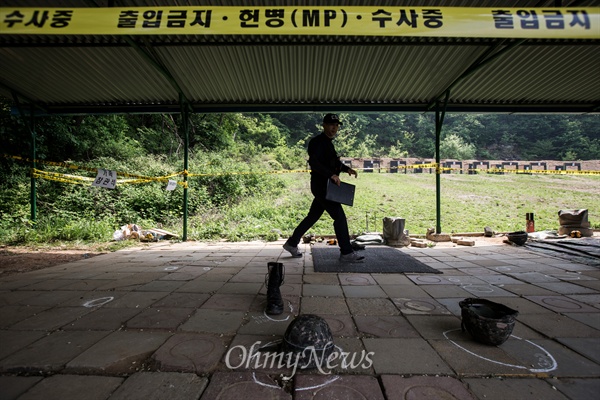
[327,113,367,158]
[439,133,476,159]
[408,114,435,157]
[189,113,236,152]
[272,113,321,146]
[235,114,285,148]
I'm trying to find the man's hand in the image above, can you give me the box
[330,174,341,186]
[348,168,358,178]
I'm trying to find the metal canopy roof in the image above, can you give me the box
[1,1,599,115]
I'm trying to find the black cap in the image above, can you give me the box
[323,113,343,125]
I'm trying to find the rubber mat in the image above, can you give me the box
[312,245,442,274]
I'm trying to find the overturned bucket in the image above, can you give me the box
[459,298,519,346]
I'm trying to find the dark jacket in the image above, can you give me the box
[308,132,350,198]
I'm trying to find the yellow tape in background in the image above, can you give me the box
[32,170,90,186]
[6,154,598,188]
[31,168,190,187]
[479,168,600,175]
[4,154,183,184]
[1,7,598,39]
[188,168,310,177]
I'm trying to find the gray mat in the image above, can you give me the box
[526,237,600,267]
[312,246,442,274]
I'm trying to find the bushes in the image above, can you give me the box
[0,180,30,218]
[0,212,118,245]
[0,144,299,245]
[440,134,476,159]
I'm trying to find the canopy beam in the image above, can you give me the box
[427,39,527,112]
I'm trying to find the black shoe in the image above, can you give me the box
[283,243,302,258]
[339,252,365,263]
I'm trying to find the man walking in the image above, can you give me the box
[283,113,364,263]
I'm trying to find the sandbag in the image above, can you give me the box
[558,209,592,237]
[382,217,411,247]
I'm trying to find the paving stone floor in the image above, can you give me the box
[0,238,599,399]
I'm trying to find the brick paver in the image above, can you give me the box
[1,238,599,399]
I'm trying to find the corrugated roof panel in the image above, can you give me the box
[0,47,178,105]
[454,45,600,104]
[0,1,598,113]
[160,44,491,104]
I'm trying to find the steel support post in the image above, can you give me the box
[435,93,449,234]
[181,101,190,241]
[29,110,37,222]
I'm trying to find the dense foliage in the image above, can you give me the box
[1,97,598,244]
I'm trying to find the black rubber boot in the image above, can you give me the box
[265,262,284,315]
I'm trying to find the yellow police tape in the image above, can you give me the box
[4,154,183,183]
[31,169,175,186]
[32,171,90,186]
[2,6,599,40]
[465,168,600,175]
[4,154,599,189]
[356,163,599,175]
[188,169,311,177]
[355,162,438,171]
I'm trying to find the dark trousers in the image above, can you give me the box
[287,196,353,255]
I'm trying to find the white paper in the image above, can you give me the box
[92,168,117,189]
[166,180,177,191]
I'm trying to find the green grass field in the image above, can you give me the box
[348,171,599,234]
[1,170,597,245]
[189,171,599,240]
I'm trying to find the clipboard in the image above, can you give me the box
[326,180,355,206]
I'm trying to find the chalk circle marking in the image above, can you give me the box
[249,342,345,390]
[83,297,114,308]
[325,317,346,333]
[416,276,444,284]
[252,340,343,391]
[251,371,341,391]
[294,345,344,390]
[443,328,557,373]
[462,284,495,293]
[251,371,281,389]
[261,300,294,322]
[405,300,437,312]
[345,276,371,284]
[295,376,342,391]
[541,297,584,310]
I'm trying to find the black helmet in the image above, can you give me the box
[460,298,519,346]
[282,314,334,369]
[507,231,528,246]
